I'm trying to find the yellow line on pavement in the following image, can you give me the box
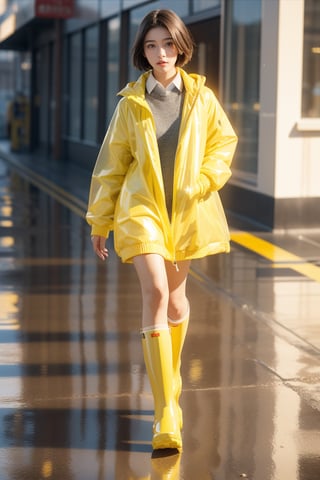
[231,231,320,283]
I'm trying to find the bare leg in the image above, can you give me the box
[133,254,169,328]
[165,260,191,321]
[133,254,190,327]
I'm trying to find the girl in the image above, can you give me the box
[86,9,237,451]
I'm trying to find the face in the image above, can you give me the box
[143,27,179,83]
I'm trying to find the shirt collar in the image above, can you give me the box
[146,71,183,94]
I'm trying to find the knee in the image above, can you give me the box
[168,297,189,321]
[143,283,169,310]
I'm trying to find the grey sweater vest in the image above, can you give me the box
[146,84,184,217]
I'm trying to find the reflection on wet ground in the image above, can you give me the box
[0,155,320,479]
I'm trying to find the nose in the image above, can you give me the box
[158,46,166,58]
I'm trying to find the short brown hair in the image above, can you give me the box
[132,9,194,71]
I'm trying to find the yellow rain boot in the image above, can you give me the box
[141,325,182,451]
[168,304,189,430]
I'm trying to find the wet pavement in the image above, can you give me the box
[0,142,320,479]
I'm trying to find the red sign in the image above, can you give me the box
[35,0,74,19]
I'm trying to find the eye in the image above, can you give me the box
[165,41,174,48]
[145,43,155,49]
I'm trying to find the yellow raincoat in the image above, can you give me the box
[86,68,237,263]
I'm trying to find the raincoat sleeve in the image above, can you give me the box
[86,99,133,238]
[198,89,238,196]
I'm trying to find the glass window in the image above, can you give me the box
[101,0,120,16]
[192,0,220,12]
[37,47,50,145]
[69,32,82,139]
[83,25,98,143]
[187,18,220,93]
[302,0,320,118]
[123,0,146,8]
[223,0,261,179]
[106,17,120,125]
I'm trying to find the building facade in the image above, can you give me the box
[0,0,319,230]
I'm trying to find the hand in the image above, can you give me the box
[183,179,203,200]
[91,235,109,261]
[184,175,211,200]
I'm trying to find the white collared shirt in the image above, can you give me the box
[146,71,183,94]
